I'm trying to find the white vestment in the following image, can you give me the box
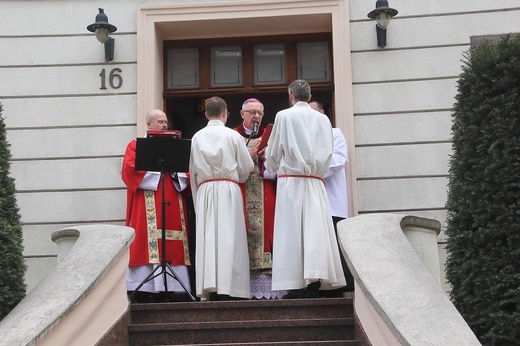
[324,128,349,218]
[190,119,254,299]
[265,102,347,291]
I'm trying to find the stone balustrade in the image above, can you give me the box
[0,224,134,346]
[338,214,480,346]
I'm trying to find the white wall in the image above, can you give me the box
[0,0,142,292]
[1,0,519,292]
[349,0,520,290]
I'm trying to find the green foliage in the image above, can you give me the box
[0,102,27,320]
[445,34,520,345]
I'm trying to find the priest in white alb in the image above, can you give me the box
[189,96,254,300]
[265,79,347,298]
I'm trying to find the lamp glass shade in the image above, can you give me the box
[95,27,109,43]
[376,12,391,29]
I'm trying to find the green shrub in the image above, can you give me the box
[0,103,27,320]
[445,34,520,345]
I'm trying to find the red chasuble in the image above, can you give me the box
[122,140,191,267]
[233,124,276,270]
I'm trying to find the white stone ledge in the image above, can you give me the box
[0,224,134,346]
[338,213,480,346]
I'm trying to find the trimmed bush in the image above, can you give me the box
[445,34,520,345]
[0,103,27,320]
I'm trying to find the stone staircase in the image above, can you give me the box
[128,296,361,345]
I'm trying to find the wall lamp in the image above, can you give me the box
[87,8,117,62]
[367,0,398,48]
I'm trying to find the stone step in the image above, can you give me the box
[128,297,360,345]
[191,342,361,346]
[130,297,353,324]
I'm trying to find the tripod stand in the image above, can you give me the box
[130,137,195,302]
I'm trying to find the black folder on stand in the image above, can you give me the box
[135,137,191,173]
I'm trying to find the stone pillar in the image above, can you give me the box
[400,216,442,284]
[51,228,80,263]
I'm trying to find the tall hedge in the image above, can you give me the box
[0,103,26,321]
[445,34,520,345]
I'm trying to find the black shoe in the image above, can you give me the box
[217,294,231,301]
[320,289,344,298]
[282,289,305,299]
[215,294,244,301]
[305,281,321,298]
[130,291,160,303]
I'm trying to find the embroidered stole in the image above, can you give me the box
[144,189,190,265]
[244,137,272,270]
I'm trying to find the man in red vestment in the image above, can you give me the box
[122,109,192,302]
[233,98,279,299]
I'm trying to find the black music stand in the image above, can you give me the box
[130,136,195,301]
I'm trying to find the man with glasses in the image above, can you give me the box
[148,118,169,128]
[233,98,279,299]
[122,109,193,302]
[190,97,254,300]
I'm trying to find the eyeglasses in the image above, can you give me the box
[226,111,230,117]
[243,109,264,116]
[152,120,170,126]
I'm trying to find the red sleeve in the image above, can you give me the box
[122,140,146,192]
[122,140,146,225]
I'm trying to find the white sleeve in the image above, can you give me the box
[324,129,348,179]
[265,116,282,173]
[138,171,161,191]
[261,163,277,180]
[174,172,189,191]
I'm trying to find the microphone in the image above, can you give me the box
[246,121,259,146]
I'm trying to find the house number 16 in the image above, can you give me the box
[100,68,123,90]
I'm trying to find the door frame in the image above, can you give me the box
[136,0,357,216]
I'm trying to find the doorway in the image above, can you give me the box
[165,91,334,139]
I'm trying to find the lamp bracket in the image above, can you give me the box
[105,37,115,62]
[376,25,387,48]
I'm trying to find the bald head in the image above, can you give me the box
[146,109,168,130]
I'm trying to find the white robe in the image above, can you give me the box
[324,128,349,219]
[265,102,347,291]
[190,119,254,299]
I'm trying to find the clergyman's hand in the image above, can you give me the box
[249,141,261,158]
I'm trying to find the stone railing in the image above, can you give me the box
[0,224,134,346]
[338,214,480,346]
